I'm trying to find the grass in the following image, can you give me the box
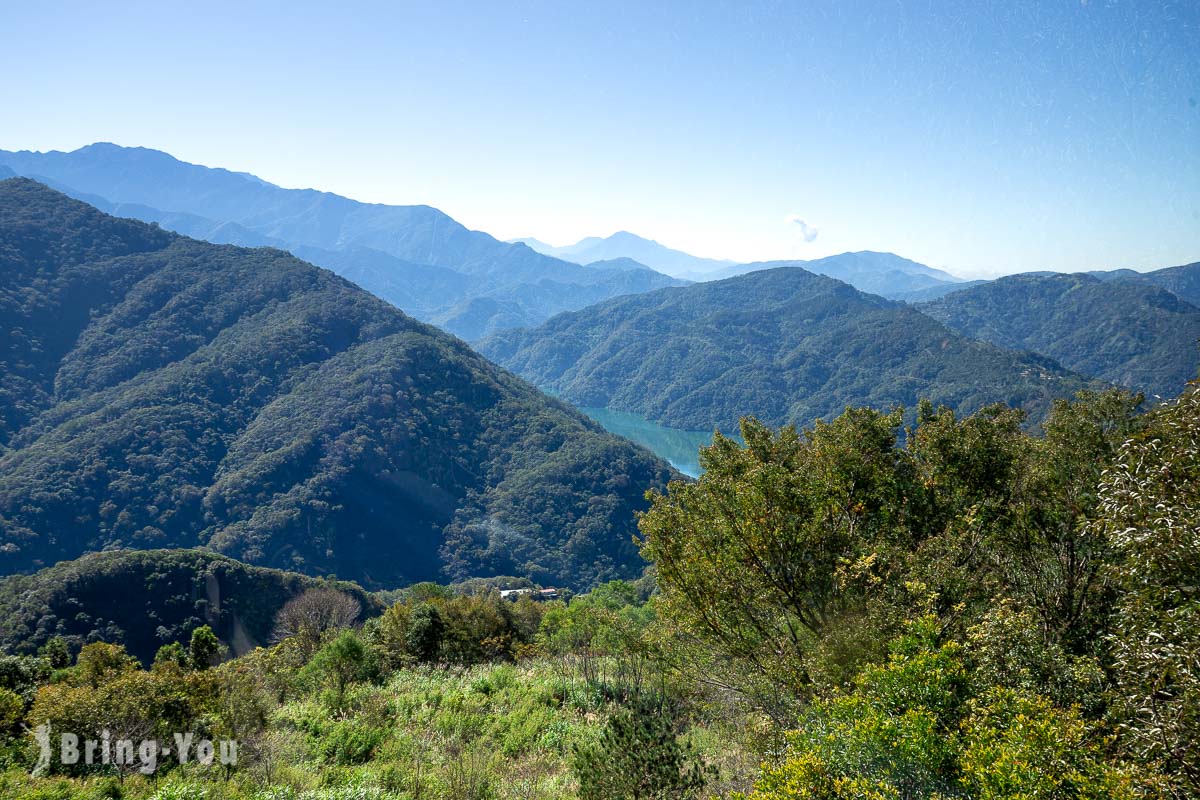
[0,658,756,800]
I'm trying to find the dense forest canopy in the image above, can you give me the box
[0,178,674,588]
[0,549,380,665]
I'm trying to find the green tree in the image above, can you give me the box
[38,637,71,670]
[735,619,1153,800]
[404,603,444,663]
[189,625,221,670]
[639,411,916,708]
[573,700,710,800]
[1100,385,1200,796]
[71,643,138,689]
[153,641,188,671]
[301,630,375,707]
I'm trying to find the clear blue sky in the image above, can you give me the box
[2,0,1197,277]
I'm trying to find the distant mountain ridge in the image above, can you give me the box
[0,144,681,339]
[1090,261,1200,307]
[514,231,735,278]
[919,272,1200,399]
[0,178,674,588]
[716,252,965,299]
[479,265,1096,432]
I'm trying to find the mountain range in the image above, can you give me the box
[706,252,967,299]
[0,144,682,340]
[0,178,674,588]
[1090,261,1200,308]
[919,272,1200,400]
[517,231,970,300]
[479,266,1095,432]
[513,231,735,279]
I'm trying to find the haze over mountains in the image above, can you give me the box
[521,230,971,300]
[0,178,674,588]
[480,266,1095,432]
[0,144,681,340]
[2,147,1198,594]
[513,231,736,279]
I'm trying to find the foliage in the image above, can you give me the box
[189,627,221,671]
[299,631,377,708]
[639,392,1143,712]
[1100,385,1200,796]
[0,548,379,664]
[0,179,674,589]
[480,265,1096,431]
[734,620,1151,800]
[920,272,1200,400]
[572,700,711,800]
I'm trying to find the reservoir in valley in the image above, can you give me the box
[580,407,719,478]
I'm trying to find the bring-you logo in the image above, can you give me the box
[33,724,236,776]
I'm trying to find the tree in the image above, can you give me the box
[189,625,221,670]
[300,630,375,707]
[404,603,444,663]
[573,700,711,800]
[639,411,916,708]
[1100,385,1200,797]
[38,637,71,670]
[272,588,361,655]
[734,618,1154,800]
[999,390,1143,653]
[153,641,188,671]
[72,643,138,689]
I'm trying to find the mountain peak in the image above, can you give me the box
[0,182,674,587]
[518,230,734,278]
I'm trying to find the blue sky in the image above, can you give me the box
[2,0,1197,277]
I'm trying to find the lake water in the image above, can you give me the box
[580,407,717,477]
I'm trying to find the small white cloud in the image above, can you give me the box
[784,213,820,243]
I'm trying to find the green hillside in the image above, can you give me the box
[0,178,674,588]
[920,272,1200,399]
[0,144,682,339]
[480,267,1097,431]
[0,549,380,664]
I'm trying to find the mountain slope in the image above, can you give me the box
[479,267,1096,432]
[0,178,674,588]
[0,549,381,663]
[516,231,735,278]
[918,272,1200,399]
[1092,261,1200,307]
[0,144,681,339]
[729,252,963,298]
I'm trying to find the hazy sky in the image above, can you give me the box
[2,1,1197,278]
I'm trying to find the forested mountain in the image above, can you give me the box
[730,252,965,298]
[513,231,735,279]
[0,144,681,339]
[893,278,988,302]
[0,179,674,588]
[1092,260,1200,306]
[919,272,1200,399]
[479,266,1095,431]
[0,549,380,664]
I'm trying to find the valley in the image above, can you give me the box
[1,3,1196,791]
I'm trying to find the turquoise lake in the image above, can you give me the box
[580,407,718,478]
